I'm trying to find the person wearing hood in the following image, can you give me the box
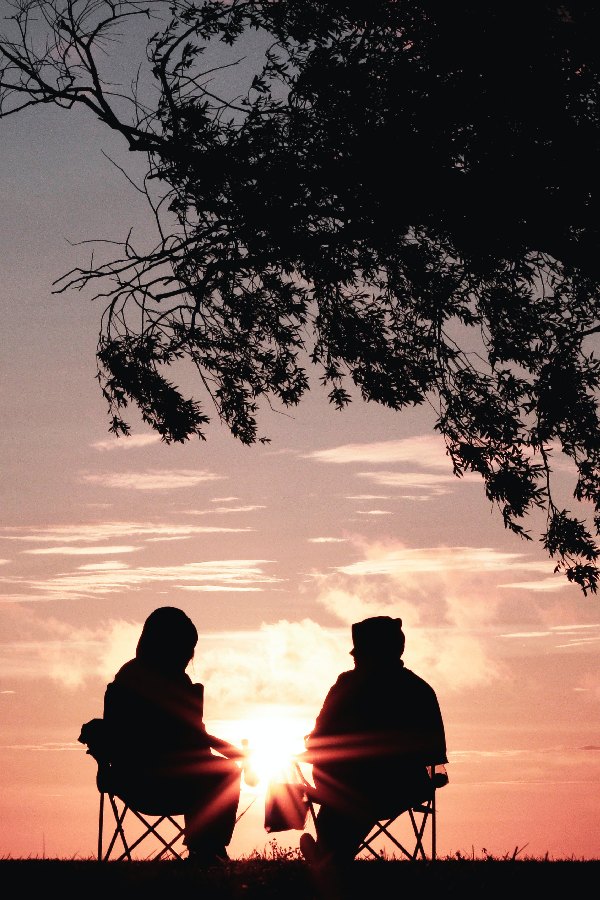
[103,606,243,864]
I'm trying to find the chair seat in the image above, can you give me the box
[292,759,444,861]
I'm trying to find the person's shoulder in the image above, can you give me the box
[335,669,355,684]
[329,669,362,694]
[401,666,437,693]
[109,658,137,683]
[321,669,355,694]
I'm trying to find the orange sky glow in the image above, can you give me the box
[0,16,599,864]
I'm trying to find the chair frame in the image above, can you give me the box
[98,789,187,862]
[356,791,436,861]
[292,759,441,862]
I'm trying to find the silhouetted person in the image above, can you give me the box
[102,606,243,864]
[300,616,447,868]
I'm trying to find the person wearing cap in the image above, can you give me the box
[101,606,244,864]
[300,615,448,867]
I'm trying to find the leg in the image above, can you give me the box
[184,756,241,858]
[300,800,374,900]
[309,768,375,864]
[314,802,374,864]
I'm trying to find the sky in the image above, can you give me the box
[0,3,599,863]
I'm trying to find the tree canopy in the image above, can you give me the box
[2,1,600,593]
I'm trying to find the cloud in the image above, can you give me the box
[0,558,281,603]
[499,626,600,650]
[355,470,482,498]
[0,612,348,712]
[442,589,503,633]
[310,583,400,625]
[179,585,262,592]
[301,533,600,700]
[501,631,553,639]
[499,577,565,592]
[80,469,225,490]
[3,742,80,751]
[549,639,599,648]
[357,471,459,492]
[309,540,555,635]
[0,611,142,686]
[91,434,161,451]
[448,741,600,790]
[298,537,576,691]
[333,544,528,577]
[1,521,251,543]
[184,505,266,516]
[355,509,393,516]
[549,623,600,651]
[198,620,350,718]
[308,537,348,544]
[305,437,482,498]
[23,545,138,556]
[306,435,451,468]
[428,631,503,690]
[301,579,502,692]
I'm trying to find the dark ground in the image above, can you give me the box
[1,858,598,900]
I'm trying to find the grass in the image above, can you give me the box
[1,842,598,900]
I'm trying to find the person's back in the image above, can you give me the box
[104,656,211,793]
[302,616,447,863]
[101,606,242,863]
[307,657,446,811]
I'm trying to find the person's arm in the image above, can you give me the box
[189,680,244,758]
[304,674,351,763]
[205,732,245,760]
[427,685,448,765]
[419,683,448,765]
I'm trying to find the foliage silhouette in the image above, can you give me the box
[2,2,600,592]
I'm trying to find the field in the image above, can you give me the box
[1,855,598,900]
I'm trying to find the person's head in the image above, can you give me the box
[350,616,405,665]
[136,606,198,673]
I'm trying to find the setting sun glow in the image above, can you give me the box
[228,710,313,790]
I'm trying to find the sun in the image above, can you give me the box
[232,709,313,791]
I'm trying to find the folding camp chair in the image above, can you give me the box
[97,787,187,861]
[292,759,447,862]
[356,768,443,861]
[79,717,188,861]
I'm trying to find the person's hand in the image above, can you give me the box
[241,739,259,786]
[206,732,245,760]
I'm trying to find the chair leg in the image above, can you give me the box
[292,760,319,831]
[125,811,186,861]
[431,790,437,860]
[357,794,437,862]
[408,793,437,860]
[360,818,416,860]
[408,806,428,859]
[106,794,133,861]
[98,792,105,862]
[100,794,187,862]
